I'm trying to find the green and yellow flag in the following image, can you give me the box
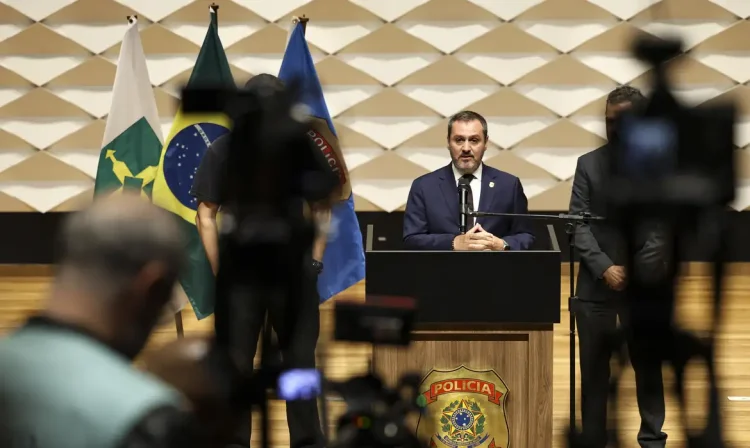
[151,6,233,319]
[94,16,161,200]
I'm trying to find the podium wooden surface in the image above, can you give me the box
[373,324,553,448]
[365,226,561,448]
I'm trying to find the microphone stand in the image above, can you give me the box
[468,210,605,432]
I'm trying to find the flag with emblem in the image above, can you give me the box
[151,6,233,319]
[94,16,161,199]
[279,19,365,302]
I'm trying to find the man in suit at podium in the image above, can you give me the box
[570,86,667,448]
[402,110,534,251]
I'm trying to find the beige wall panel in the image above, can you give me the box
[0,3,33,24]
[338,24,438,54]
[316,57,381,85]
[399,56,496,85]
[528,180,573,210]
[0,66,33,87]
[0,192,36,212]
[516,55,616,86]
[162,65,250,93]
[0,130,33,151]
[515,120,606,149]
[0,89,90,118]
[457,24,558,54]
[44,0,146,23]
[334,123,383,148]
[0,23,90,55]
[400,0,499,21]
[0,152,91,182]
[353,194,383,211]
[152,88,179,118]
[398,119,449,148]
[631,0,737,22]
[337,88,439,117]
[350,151,428,180]
[283,0,383,22]
[47,120,106,150]
[226,25,323,55]
[467,89,560,117]
[575,23,656,52]
[163,0,265,23]
[104,24,199,56]
[571,96,607,117]
[50,188,94,212]
[735,150,750,180]
[46,57,117,87]
[0,0,747,213]
[694,22,750,52]
[516,0,615,20]
[485,152,561,180]
[705,86,750,117]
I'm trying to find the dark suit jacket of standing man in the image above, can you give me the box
[403,163,535,250]
[570,143,668,448]
[570,144,666,302]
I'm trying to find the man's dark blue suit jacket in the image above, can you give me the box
[402,163,535,251]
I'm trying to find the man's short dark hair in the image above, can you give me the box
[447,110,488,141]
[607,85,646,108]
[244,73,285,93]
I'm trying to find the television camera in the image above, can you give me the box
[177,78,430,448]
[566,34,737,447]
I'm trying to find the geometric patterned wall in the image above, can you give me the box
[1,0,750,213]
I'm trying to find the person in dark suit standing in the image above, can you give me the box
[570,85,668,448]
[403,110,534,251]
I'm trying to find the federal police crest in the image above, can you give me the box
[416,366,510,448]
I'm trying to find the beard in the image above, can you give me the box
[454,156,477,173]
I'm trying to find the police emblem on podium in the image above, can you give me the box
[416,366,510,448]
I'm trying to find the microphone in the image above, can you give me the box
[458,183,470,234]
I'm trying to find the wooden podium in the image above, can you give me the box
[364,226,561,448]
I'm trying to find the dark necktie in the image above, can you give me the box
[458,174,475,214]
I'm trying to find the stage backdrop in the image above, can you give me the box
[1,0,750,262]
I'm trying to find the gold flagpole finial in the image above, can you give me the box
[298,14,309,35]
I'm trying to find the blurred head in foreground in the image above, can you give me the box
[49,193,185,358]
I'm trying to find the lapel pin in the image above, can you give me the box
[489,182,495,188]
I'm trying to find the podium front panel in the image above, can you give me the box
[373,327,553,448]
[365,251,560,325]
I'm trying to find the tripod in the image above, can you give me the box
[468,210,604,432]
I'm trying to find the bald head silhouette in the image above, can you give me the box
[49,194,186,358]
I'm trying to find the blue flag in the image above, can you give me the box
[279,21,366,302]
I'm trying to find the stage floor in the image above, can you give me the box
[1,264,749,448]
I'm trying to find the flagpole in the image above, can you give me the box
[292,14,333,445]
[162,5,185,339]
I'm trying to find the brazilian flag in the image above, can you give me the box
[151,7,233,319]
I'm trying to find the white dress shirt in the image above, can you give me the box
[452,163,482,226]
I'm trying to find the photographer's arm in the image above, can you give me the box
[196,202,220,275]
[311,205,331,262]
[569,158,614,278]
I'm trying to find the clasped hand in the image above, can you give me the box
[603,265,626,291]
[453,224,506,251]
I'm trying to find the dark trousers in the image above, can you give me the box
[575,299,667,448]
[229,276,324,448]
